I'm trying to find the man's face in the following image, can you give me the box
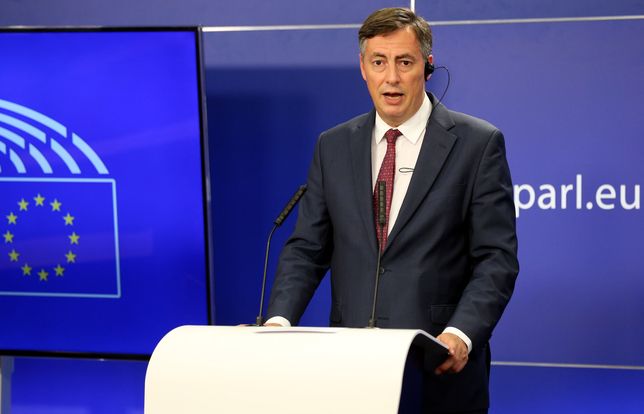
[359,27,433,127]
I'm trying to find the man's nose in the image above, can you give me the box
[385,64,400,84]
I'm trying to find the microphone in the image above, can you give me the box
[368,181,386,328]
[274,185,308,226]
[377,181,386,229]
[256,184,308,326]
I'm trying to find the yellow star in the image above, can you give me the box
[38,269,49,281]
[65,250,77,263]
[21,263,32,276]
[54,264,65,277]
[69,232,80,245]
[2,230,13,243]
[18,198,29,211]
[34,194,45,206]
[50,199,62,211]
[6,212,17,225]
[8,249,20,262]
[63,213,75,226]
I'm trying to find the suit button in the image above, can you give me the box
[380,267,386,275]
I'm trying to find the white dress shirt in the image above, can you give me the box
[268,94,473,353]
[371,93,431,236]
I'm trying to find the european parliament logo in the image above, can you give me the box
[0,98,121,298]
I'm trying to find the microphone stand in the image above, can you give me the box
[256,224,278,326]
[368,181,386,328]
[255,184,308,326]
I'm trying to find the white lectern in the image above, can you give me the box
[145,326,448,414]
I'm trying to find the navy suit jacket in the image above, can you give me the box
[267,93,519,411]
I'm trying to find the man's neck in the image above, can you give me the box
[374,93,432,135]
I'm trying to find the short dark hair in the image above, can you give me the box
[359,7,433,57]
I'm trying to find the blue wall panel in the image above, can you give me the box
[2,0,643,26]
[490,365,644,414]
[428,20,644,367]
[0,0,403,26]
[12,358,146,414]
[418,0,644,20]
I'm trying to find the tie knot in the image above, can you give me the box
[384,128,402,145]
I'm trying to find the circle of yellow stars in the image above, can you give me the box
[3,193,79,282]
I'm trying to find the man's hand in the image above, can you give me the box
[435,332,469,375]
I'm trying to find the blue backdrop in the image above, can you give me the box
[1,1,643,413]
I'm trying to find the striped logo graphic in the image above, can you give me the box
[0,99,120,298]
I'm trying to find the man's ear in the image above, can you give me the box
[424,55,435,80]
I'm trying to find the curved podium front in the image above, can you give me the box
[145,326,448,414]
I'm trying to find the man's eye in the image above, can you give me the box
[400,60,412,66]
[373,60,383,66]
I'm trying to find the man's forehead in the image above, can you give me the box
[363,27,423,56]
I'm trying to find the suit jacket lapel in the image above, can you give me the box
[385,96,457,253]
[349,110,379,253]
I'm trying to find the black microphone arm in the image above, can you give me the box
[256,184,308,326]
[368,181,387,328]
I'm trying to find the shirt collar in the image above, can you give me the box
[374,93,432,145]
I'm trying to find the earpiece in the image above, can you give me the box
[424,61,435,79]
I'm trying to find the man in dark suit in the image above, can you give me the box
[266,7,518,413]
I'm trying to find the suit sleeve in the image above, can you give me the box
[265,134,334,325]
[449,129,519,350]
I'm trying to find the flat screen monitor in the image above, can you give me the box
[0,27,212,358]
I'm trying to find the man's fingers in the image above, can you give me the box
[435,349,468,375]
[435,356,455,375]
[451,356,468,373]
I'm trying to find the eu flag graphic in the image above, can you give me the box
[0,178,120,298]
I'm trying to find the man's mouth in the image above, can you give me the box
[383,92,403,104]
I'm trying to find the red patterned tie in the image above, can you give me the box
[373,128,402,250]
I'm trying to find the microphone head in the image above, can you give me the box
[377,181,386,227]
[274,184,308,226]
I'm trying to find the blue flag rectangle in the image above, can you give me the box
[0,177,120,298]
